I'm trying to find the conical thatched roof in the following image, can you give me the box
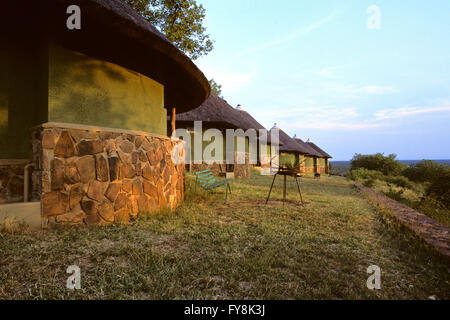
[276,129,312,154]
[4,0,210,112]
[293,136,323,157]
[173,94,281,145]
[306,141,332,159]
[174,93,246,129]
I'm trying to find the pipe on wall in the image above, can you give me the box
[24,163,34,202]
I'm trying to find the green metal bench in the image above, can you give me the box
[194,169,233,203]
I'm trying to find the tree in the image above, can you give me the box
[125,0,214,60]
[403,160,447,183]
[426,169,450,208]
[208,79,223,97]
[350,153,406,176]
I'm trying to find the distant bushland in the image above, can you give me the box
[347,153,449,226]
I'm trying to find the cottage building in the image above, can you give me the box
[274,125,317,173]
[0,0,209,226]
[233,105,279,172]
[172,93,278,178]
[306,139,332,174]
[292,135,323,175]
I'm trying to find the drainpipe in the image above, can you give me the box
[24,163,34,203]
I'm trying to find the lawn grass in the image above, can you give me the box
[0,170,448,300]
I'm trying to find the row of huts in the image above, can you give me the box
[170,93,332,178]
[0,0,331,227]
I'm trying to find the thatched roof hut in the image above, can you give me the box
[3,0,210,113]
[1,0,211,159]
[174,93,279,145]
[174,93,244,129]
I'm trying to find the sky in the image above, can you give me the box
[195,0,450,160]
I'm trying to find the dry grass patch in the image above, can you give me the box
[0,172,448,299]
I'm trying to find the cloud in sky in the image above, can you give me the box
[321,83,397,98]
[356,85,396,95]
[236,10,341,57]
[375,105,450,120]
[196,62,256,94]
[315,66,341,79]
[254,101,450,131]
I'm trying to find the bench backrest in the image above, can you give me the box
[195,169,217,188]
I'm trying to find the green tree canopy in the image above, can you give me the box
[403,160,448,183]
[426,169,450,208]
[125,0,214,60]
[208,79,223,97]
[350,153,406,176]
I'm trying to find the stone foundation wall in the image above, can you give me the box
[305,167,316,174]
[299,162,306,174]
[355,182,450,262]
[31,123,185,226]
[190,162,226,176]
[234,152,250,178]
[0,160,29,204]
[188,153,250,178]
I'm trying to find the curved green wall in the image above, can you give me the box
[0,43,167,159]
[48,45,166,135]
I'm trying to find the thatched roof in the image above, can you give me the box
[292,136,323,157]
[174,93,244,129]
[306,141,332,159]
[172,93,281,145]
[4,0,210,112]
[234,107,278,144]
[277,129,312,154]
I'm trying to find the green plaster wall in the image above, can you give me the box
[305,156,315,169]
[48,45,166,135]
[1,43,167,159]
[0,39,48,159]
[0,48,8,149]
[280,152,299,169]
[187,129,249,163]
[318,158,326,167]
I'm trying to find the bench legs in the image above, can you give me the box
[265,174,277,204]
[224,183,232,204]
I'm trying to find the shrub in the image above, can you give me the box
[364,178,376,188]
[350,168,385,182]
[403,160,449,183]
[351,153,407,176]
[385,175,413,189]
[384,187,406,202]
[426,170,450,208]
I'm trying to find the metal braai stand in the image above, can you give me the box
[265,168,305,207]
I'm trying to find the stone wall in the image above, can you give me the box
[355,182,450,262]
[190,162,225,176]
[299,161,306,174]
[188,152,250,178]
[0,160,28,204]
[31,123,185,226]
[234,152,250,178]
[305,167,316,174]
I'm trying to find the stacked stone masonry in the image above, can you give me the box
[0,161,28,204]
[31,124,185,226]
[189,152,250,178]
[355,182,450,261]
